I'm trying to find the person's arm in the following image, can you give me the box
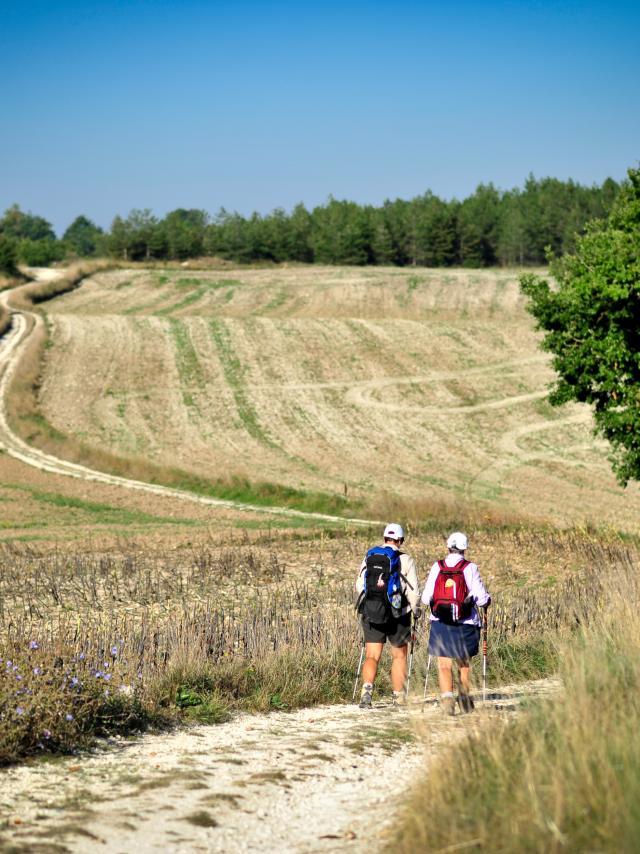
[466,563,490,608]
[401,554,421,612]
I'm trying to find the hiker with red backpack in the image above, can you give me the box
[355,523,421,709]
[421,532,490,715]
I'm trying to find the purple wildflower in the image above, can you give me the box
[70,676,79,687]
[33,667,42,676]
[94,671,103,679]
[43,729,51,739]
[29,640,39,650]
[65,713,74,722]
[15,706,24,715]
[110,646,118,657]
[104,673,111,682]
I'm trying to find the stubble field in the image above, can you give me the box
[35,265,640,533]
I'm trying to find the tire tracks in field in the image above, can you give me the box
[0,273,379,527]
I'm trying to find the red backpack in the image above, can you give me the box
[431,559,471,624]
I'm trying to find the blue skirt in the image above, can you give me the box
[428,621,480,659]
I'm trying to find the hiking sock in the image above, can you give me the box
[359,683,373,709]
[392,690,407,707]
[440,691,456,716]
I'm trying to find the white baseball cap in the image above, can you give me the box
[447,531,468,550]
[383,523,405,541]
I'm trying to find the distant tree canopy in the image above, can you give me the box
[63,215,104,257]
[1,174,622,267]
[521,167,640,485]
[0,204,63,266]
[97,176,625,267]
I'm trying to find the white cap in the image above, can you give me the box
[447,531,468,550]
[383,523,405,541]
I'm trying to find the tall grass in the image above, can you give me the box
[0,537,630,766]
[391,556,640,853]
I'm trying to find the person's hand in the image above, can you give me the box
[413,606,422,622]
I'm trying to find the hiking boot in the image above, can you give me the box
[458,693,475,714]
[359,685,373,709]
[392,690,407,708]
[440,695,456,716]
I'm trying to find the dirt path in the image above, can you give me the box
[0,271,377,528]
[0,678,558,853]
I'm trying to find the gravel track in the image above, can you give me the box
[0,678,559,853]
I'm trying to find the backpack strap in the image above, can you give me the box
[439,558,469,573]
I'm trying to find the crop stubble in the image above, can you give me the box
[38,266,640,532]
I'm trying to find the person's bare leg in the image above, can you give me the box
[390,644,408,693]
[458,659,471,694]
[437,657,454,693]
[362,642,383,686]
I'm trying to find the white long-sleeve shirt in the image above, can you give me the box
[421,553,490,626]
[355,545,421,616]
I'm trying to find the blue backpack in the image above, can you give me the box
[359,546,404,623]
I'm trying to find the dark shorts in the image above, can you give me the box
[428,621,480,660]
[362,613,412,647]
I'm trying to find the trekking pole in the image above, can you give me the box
[352,623,365,703]
[422,655,432,712]
[405,613,415,701]
[482,605,488,704]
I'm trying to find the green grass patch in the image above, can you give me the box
[168,317,204,407]
[166,469,358,516]
[209,318,273,445]
[9,484,199,527]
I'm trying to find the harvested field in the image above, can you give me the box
[35,266,640,533]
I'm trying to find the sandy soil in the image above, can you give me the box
[0,678,558,854]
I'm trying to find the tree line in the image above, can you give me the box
[0,175,621,274]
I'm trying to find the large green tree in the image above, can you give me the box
[520,167,640,485]
[63,215,104,257]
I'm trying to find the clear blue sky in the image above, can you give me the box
[1,0,638,235]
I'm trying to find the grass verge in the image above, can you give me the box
[391,570,640,852]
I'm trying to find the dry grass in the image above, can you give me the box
[1,531,634,765]
[27,264,640,533]
[391,558,640,853]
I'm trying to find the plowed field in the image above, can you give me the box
[39,266,640,532]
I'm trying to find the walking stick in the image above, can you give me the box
[352,622,365,703]
[482,605,488,704]
[421,654,432,713]
[405,613,415,701]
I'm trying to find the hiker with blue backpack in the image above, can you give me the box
[421,531,490,715]
[354,523,421,709]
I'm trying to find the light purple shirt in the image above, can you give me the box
[420,553,490,626]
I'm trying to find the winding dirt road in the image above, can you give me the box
[0,270,377,528]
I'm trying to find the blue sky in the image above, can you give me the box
[1,0,638,235]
